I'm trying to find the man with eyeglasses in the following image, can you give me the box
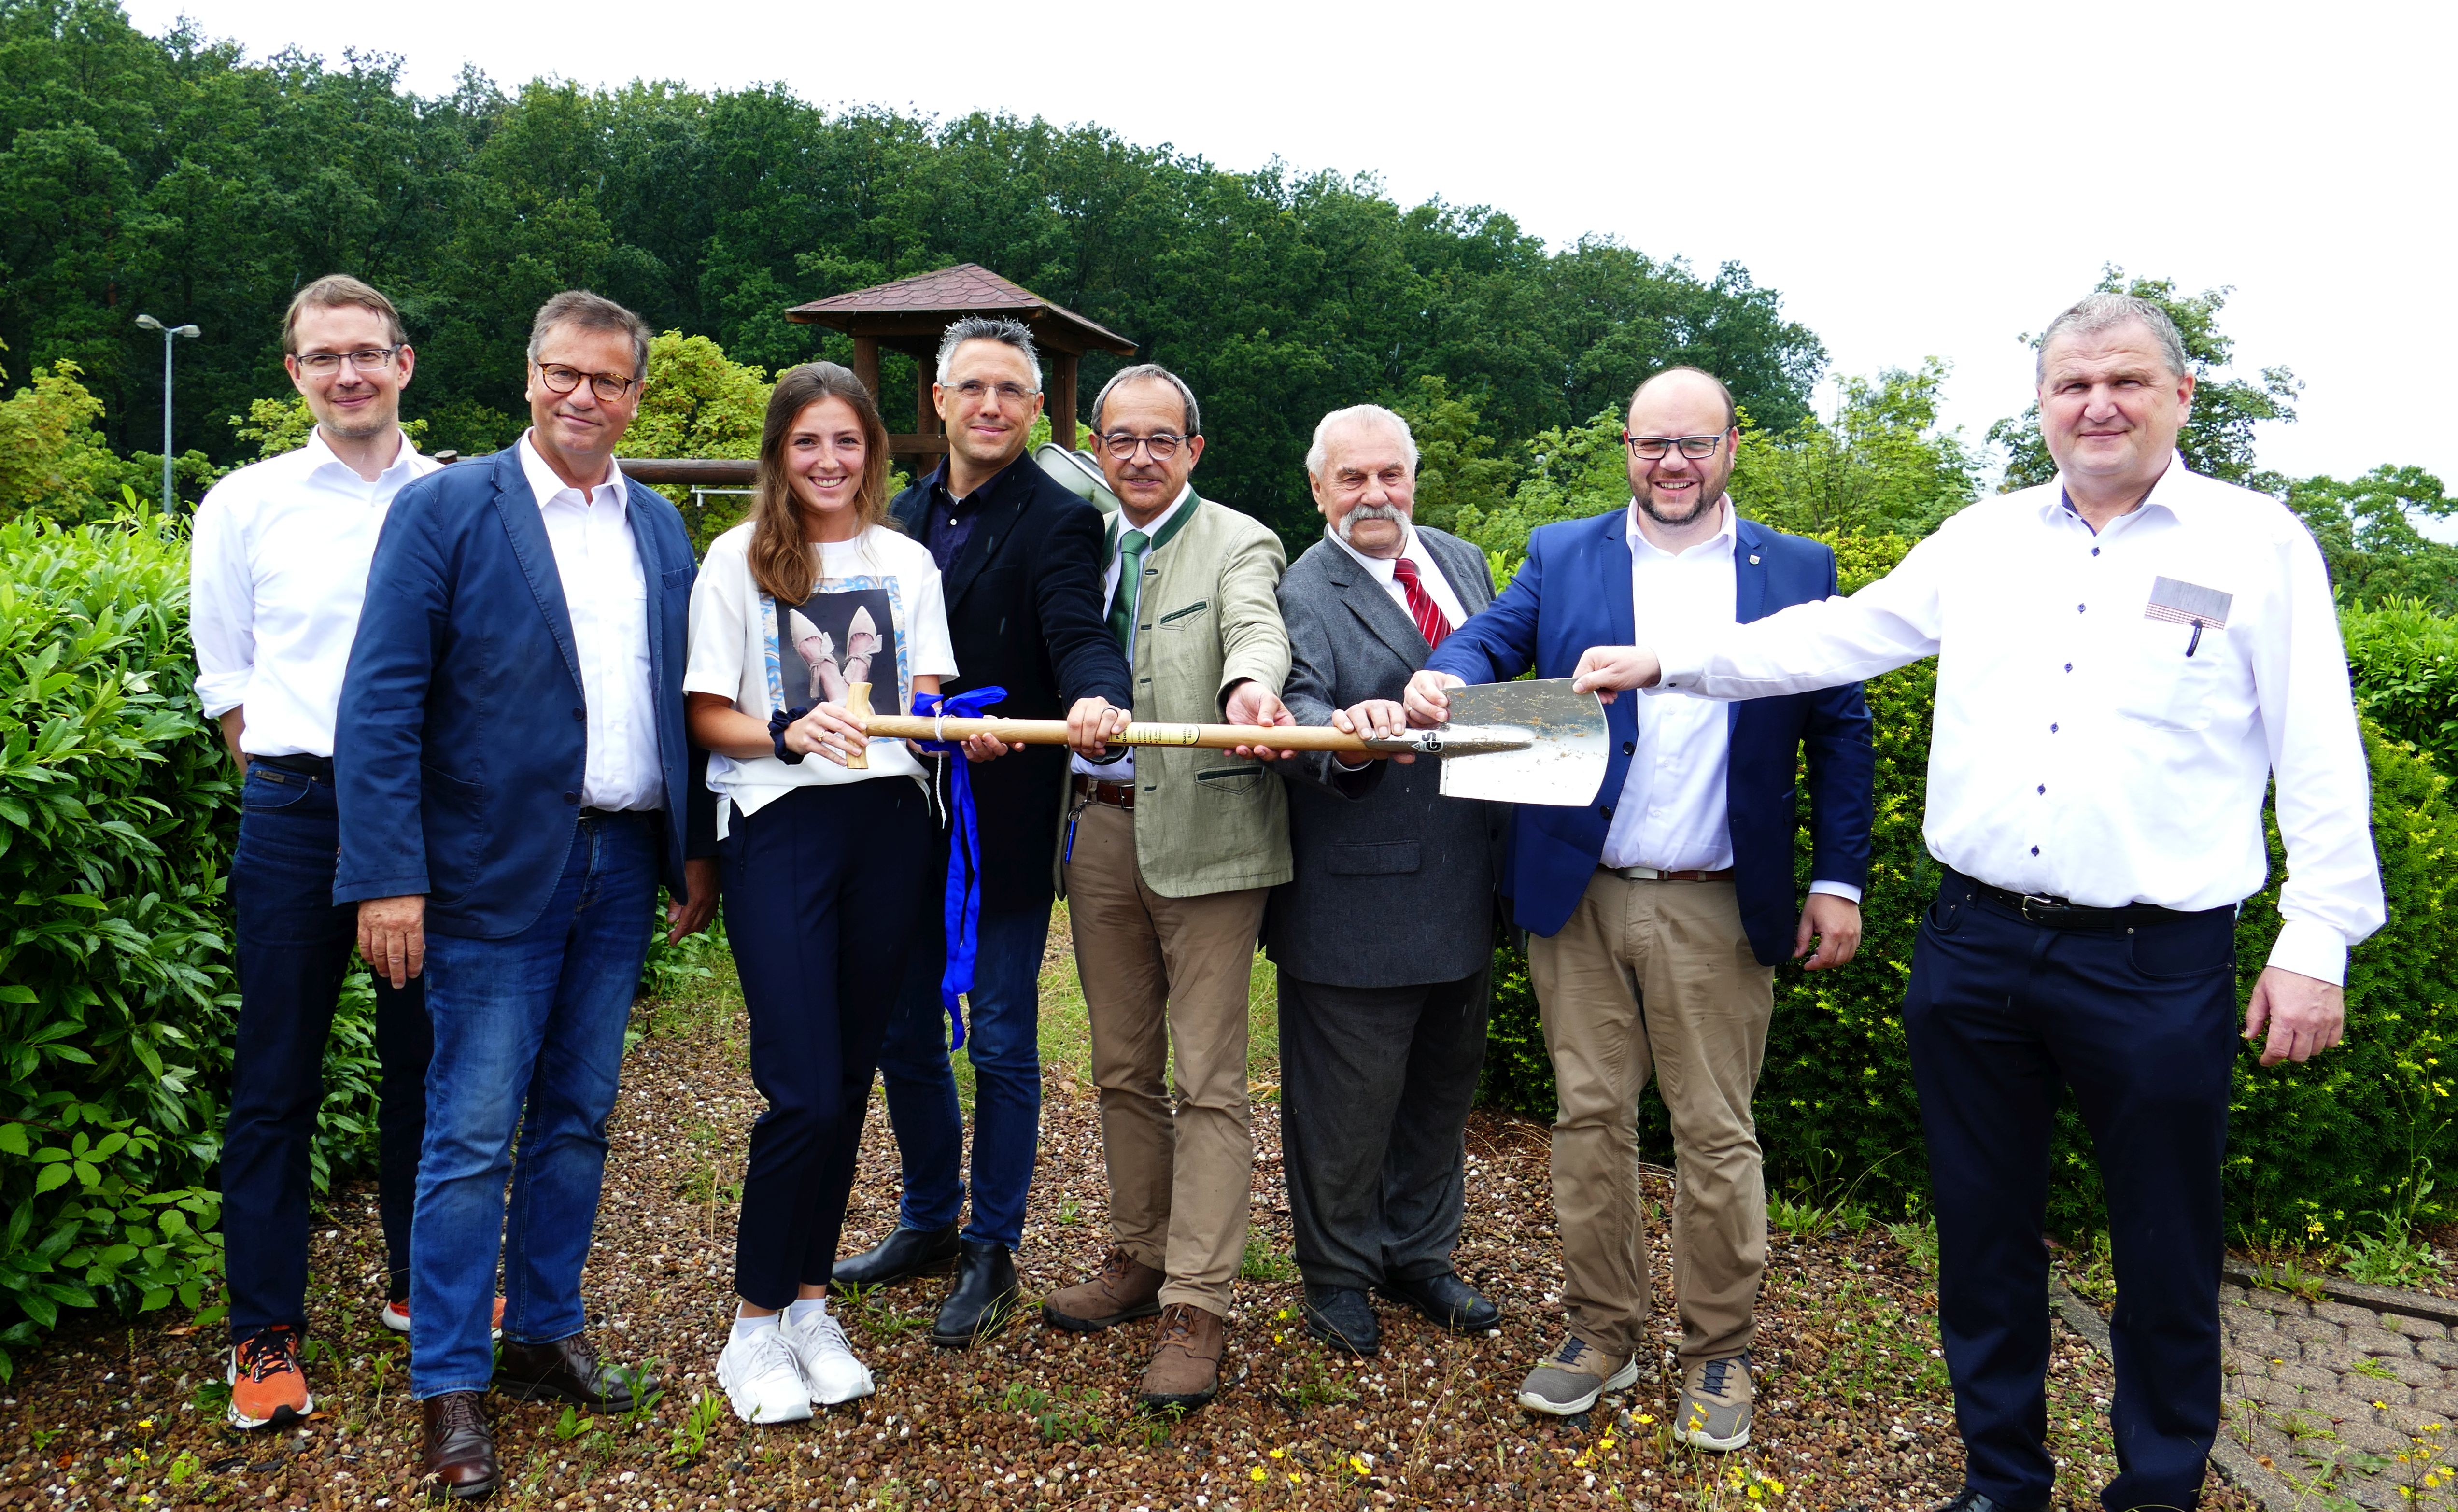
[1038,363,1295,1414]
[337,289,718,1497]
[190,274,444,1432]
[1408,367,1875,1443]
[837,316,1132,1349]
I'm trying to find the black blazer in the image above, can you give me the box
[889,455,1132,913]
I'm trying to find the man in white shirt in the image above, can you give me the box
[1410,367,1876,1442]
[1529,294,2387,1512]
[1265,406,1504,1359]
[337,290,717,1498]
[188,275,440,1431]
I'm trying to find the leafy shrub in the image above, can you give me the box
[2343,597,2458,774]
[1478,531,2458,1243]
[0,506,380,1377]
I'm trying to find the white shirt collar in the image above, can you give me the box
[2045,451,2196,531]
[517,429,628,512]
[1625,495,1738,561]
[296,424,420,488]
[1113,483,1195,543]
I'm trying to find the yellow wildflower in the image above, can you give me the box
[1250,1467,1267,1483]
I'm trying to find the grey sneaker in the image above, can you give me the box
[1674,1352,1752,1450]
[1515,1334,1639,1416]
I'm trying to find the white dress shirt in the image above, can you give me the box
[1604,500,1858,901]
[517,434,663,812]
[1325,520,1470,632]
[1653,457,2385,983]
[189,427,439,757]
[1073,486,1199,782]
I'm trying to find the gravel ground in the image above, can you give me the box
[0,941,2260,1512]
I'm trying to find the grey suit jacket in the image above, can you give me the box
[1265,525,1503,989]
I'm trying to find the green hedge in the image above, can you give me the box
[2342,598,2458,776]
[1479,534,2458,1243]
[0,507,382,1378]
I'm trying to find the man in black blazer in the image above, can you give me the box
[837,317,1132,1345]
[1268,405,1505,1358]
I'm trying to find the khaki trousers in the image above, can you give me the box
[1065,801,1265,1316]
[1528,871,1776,1365]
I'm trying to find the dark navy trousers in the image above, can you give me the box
[224,760,429,1342]
[1907,873,2239,1512]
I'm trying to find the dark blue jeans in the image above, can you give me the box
[223,761,429,1342]
[1907,874,2238,1512]
[408,811,658,1399]
[720,780,933,1309]
[875,898,1054,1249]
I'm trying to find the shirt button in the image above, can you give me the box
[2064,663,2073,673]
[2037,784,2046,794]
[2031,845,2040,856]
[1600,805,1614,819]
[2049,723,2059,733]
[2077,603,2086,612]
[2091,547,2101,557]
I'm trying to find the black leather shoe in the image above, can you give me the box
[832,1223,961,1288]
[931,1240,1019,1348]
[421,1390,499,1499]
[1300,1285,1381,1356]
[1378,1272,1500,1333]
[492,1333,641,1411]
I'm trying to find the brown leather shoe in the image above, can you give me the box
[1042,1246,1165,1332]
[492,1332,642,1411]
[1139,1302,1225,1411]
[421,1391,498,1499]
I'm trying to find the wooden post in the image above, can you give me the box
[916,363,940,437]
[1051,350,1080,452]
[851,335,881,405]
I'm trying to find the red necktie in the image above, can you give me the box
[1392,557,1452,650]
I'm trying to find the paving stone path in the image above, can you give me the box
[2221,1281,2458,1508]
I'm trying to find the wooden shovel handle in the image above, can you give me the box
[862,713,1372,754]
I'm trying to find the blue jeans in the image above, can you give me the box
[874,899,1053,1249]
[408,811,658,1399]
[224,761,429,1341]
[1907,873,2237,1512]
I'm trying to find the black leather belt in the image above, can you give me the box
[579,806,653,824]
[254,753,335,782]
[1953,870,2216,931]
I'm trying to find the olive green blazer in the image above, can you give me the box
[1067,492,1293,899]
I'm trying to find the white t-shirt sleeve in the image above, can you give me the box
[904,556,960,681]
[684,529,753,705]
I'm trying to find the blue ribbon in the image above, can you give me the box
[907,686,1009,1051]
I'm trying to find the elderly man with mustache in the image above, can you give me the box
[1262,404,1505,1358]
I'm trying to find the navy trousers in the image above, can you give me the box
[720,780,933,1310]
[1907,873,2239,1512]
[223,760,429,1342]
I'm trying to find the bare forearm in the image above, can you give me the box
[217,708,248,772]
[687,693,773,761]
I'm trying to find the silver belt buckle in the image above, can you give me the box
[2018,892,2067,923]
[1611,864,1664,881]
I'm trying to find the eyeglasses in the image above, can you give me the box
[1100,431,1187,462]
[536,363,643,402]
[292,348,400,375]
[950,379,1038,404]
[1623,432,1728,460]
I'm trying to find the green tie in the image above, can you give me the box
[1107,527,1149,653]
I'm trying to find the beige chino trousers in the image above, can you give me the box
[1065,801,1266,1316]
[1528,871,1776,1366]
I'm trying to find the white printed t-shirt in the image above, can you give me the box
[685,520,958,834]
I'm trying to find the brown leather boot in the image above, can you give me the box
[493,1332,642,1411]
[421,1391,498,1499]
[1042,1246,1165,1332]
[1139,1302,1225,1411]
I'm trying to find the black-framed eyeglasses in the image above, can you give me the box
[536,363,643,402]
[292,348,400,375]
[1100,431,1187,462]
[1623,432,1727,460]
[950,379,1038,404]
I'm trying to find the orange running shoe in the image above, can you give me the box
[227,1326,313,1429]
[380,1295,507,1339]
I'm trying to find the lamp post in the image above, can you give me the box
[133,314,200,515]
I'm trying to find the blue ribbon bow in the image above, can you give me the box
[908,686,1009,1051]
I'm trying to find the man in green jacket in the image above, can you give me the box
[1039,363,1294,1412]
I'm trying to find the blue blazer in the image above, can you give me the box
[1424,509,1874,964]
[333,449,713,938]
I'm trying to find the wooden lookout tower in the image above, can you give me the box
[783,264,1138,475]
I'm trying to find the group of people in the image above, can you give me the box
[190,271,2383,1512]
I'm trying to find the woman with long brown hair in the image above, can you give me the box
[682,362,956,1423]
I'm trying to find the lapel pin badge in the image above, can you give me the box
[1748,554,1760,565]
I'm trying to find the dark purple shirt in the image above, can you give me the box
[922,479,977,574]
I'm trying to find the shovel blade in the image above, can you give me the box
[1434,678,1610,807]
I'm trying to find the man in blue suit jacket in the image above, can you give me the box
[336,291,716,1498]
[1407,368,1873,1445]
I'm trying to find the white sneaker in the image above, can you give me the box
[783,1304,874,1405]
[715,1324,815,1425]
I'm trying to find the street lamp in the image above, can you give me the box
[134,314,200,515]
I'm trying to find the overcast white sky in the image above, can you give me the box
[132,0,2458,495]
